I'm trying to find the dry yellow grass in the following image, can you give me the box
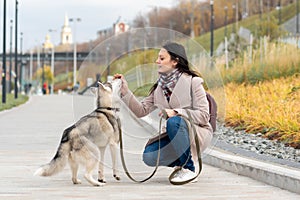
[219,41,300,84]
[223,74,300,148]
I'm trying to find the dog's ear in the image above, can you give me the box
[90,87,98,95]
[104,82,112,90]
[90,81,102,94]
[97,81,106,90]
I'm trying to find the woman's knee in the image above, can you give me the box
[166,116,181,127]
[142,151,157,167]
[166,116,187,136]
[143,142,159,166]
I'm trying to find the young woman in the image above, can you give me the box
[114,42,213,183]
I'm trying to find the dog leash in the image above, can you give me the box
[119,110,202,185]
[118,111,166,183]
[168,111,202,185]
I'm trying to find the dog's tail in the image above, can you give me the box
[34,125,74,176]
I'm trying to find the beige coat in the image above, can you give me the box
[122,73,213,162]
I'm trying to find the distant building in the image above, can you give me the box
[61,14,73,45]
[39,14,72,52]
[114,22,130,35]
[97,28,113,40]
[97,20,130,40]
[43,34,54,49]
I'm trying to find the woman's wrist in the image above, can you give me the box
[122,89,128,96]
[121,89,129,98]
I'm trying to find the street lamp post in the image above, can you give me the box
[210,0,214,58]
[41,45,45,91]
[154,7,158,46]
[48,29,56,94]
[297,0,299,34]
[235,1,239,33]
[14,0,18,99]
[9,20,13,93]
[19,32,23,93]
[267,0,270,36]
[106,44,111,81]
[37,43,40,71]
[242,0,249,18]
[148,5,158,46]
[2,0,7,103]
[29,49,33,83]
[69,18,81,87]
[259,0,263,20]
[190,0,195,38]
[199,5,208,35]
[224,6,228,38]
[278,0,282,25]
[232,4,236,33]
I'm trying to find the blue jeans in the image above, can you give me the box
[143,116,195,172]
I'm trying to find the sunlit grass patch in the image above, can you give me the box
[224,75,300,148]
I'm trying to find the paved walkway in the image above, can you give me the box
[0,95,299,200]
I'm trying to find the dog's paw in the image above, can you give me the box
[72,178,82,184]
[113,174,121,181]
[84,174,105,186]
[94,181,105,187]
[98,179,106,183]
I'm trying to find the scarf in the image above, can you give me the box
[158,69,182,102]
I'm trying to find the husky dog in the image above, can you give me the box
[35,79,122,186]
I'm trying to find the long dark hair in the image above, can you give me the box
[149,42,199,94]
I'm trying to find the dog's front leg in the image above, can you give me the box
[98,147,106,183]
[109,142,121,181]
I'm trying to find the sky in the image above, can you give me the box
[0,0,176,52]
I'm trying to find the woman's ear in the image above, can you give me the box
[172,58,179,67]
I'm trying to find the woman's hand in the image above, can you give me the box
[159,109,177,118]
[113,74,129,96]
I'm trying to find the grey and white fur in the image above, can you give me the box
[34,79,122,186]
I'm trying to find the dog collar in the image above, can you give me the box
[96,107,120,112]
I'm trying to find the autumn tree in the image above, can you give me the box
[131,0,295,38]
[34,65,54,84]
[256,15,285,40]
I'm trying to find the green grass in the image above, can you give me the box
[0,94,29,112]
[109,49,158,75]
[133,83,153,96]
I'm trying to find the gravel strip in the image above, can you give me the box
[214,124,300,164]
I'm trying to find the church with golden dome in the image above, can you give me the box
[42,14,73,52]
